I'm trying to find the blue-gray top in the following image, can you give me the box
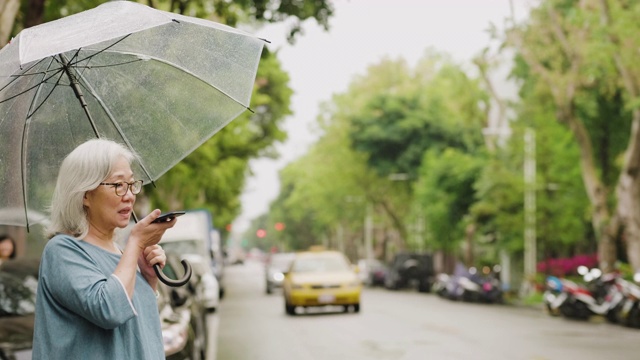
[32,234,163,359]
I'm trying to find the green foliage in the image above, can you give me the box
[416,148,486,251]
[349,55,487,179]
[260,52,490,256]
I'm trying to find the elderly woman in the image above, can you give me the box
[32,139,176,359]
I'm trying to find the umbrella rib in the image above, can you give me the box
[0,68,64,105]
[100,50,252,110]
[68,34,132,67]
[73,59,146,69]
[0,58,48,92]
[25,70,66,119]
[0,60,65,105]
[20,57,59,231]
[70,66,156,185]
[153,56,252,110]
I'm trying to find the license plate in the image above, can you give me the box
[318,294,335,303]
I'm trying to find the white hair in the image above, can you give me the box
[46,139,138,239]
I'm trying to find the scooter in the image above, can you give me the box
[546,267,624,320]
[543,275,566,316]
[614,272,640,328]
[457,267,503,304]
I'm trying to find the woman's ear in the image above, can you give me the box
[82,192,90,208]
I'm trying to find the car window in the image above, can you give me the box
[270,255,295,271]
[161,240,201,255]
[292,256,349,273]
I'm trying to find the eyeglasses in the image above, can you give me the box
[99,180,143,197]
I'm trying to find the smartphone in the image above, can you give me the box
[151,211,186,223]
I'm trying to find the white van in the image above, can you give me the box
[160,210,219,312]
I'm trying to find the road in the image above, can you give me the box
[214,260,640,360]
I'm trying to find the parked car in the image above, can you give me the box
[0,255,210,360]
[265,252,296,294]
[0,258,39,360]
[160,253,208,360]
[209,229,225,299]
[357,258,387,287]
[283,249,362,315]
[384,252,434,292]
[160,210,220,312]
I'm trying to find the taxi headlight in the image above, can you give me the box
[273,272,285,281]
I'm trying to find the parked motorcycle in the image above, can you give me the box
[457,267,503,304]
[435,264,502,304]
[544,267,624,321]
[614,272,640,328]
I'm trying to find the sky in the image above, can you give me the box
[233,0,530,234]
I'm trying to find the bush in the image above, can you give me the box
[536,253,598,277]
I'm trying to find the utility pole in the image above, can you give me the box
[365,203,374,261]
[337,223,345,254]
[523,128,536,296]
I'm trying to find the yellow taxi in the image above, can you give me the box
[282,249,362,315]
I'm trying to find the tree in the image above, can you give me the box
[3,0,334,45]
[349,53,488,179]
[503,0,639,271]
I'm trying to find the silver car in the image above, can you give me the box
[265,253,296,294]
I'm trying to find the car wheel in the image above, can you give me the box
[354,303,360,313]
[418,279,431,293]
[266,284,272,294]
[285,302,295,315]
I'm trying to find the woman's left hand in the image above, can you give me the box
[138,244,166,289]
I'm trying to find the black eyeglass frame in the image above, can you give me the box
[99,180,144,196]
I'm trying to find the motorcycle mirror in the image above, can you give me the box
[577,265,589,275]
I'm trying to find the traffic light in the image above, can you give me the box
[256,229,266,238]
[274,222,285,231]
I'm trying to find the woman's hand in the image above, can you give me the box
[128,209,176,250]
[138,244,166,290]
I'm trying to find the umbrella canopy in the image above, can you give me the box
[0,0,266,228]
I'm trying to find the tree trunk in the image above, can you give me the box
[562,108,616,272]
[616,108,640,271]
[507,3,618,272]
[0,0,19,47]
[24,0,45,28]
[599,1,640,272]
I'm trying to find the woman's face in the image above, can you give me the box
[83,156,137,233]
[0,239,14,259]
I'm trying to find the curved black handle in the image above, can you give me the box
[154,259,192,287]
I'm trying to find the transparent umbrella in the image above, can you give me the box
[0,1,266,285]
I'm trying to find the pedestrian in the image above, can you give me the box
[0,234,16,265]
[32,138,177,359]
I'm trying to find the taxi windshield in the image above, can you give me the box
[292,256,349,273]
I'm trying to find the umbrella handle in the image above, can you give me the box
[154,259,192,287]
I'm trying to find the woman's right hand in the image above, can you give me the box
[128,209,177,249]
